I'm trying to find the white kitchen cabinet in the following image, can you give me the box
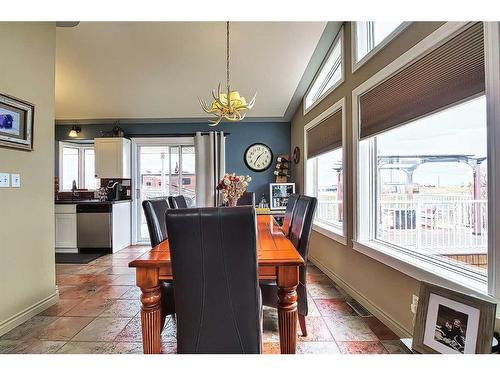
[112,201,131,252]
[94,137,131,179]
[55,204,77,253]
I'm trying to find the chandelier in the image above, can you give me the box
[199,22,256,126]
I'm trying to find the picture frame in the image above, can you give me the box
[413,281,496,354]
[0,92,35,151]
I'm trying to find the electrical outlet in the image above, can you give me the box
[410,294,419,314]
[11,173,20,188]
[0,173,9,188]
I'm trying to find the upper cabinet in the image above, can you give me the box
[94,137,131,179]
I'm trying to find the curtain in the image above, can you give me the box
[194,131,226,207]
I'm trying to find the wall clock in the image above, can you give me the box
[244,143,273,172]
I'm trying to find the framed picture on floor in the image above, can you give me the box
[0,92,34,151]
[412,281,496,354]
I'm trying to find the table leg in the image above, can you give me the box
[277,265,299,354]
[136,267,161,354]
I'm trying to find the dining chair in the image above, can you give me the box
[281,193,299,237]
[168,195,188,209]
[260,195,317,337]
[237,191,255,206]
[166,206,262,353]
[141,199,176,329]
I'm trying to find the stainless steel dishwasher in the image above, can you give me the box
[77,203,112,250]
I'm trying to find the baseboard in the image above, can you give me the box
[0,288,59,337]
[309,255,413,339]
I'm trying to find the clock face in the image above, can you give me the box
[244,143,273,172]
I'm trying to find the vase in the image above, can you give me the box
[227,197,238,207]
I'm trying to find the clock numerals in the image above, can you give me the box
[244,143,273,172]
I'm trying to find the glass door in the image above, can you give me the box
[132,139,196,243]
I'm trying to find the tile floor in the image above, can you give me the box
[0,245,409,354]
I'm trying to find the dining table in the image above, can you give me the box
[128,213,304,354]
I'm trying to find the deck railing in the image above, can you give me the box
[376,199,487,253]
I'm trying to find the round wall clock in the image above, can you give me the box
[244,143,273,172]
[293,146,300,164]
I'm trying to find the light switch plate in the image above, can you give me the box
[0,173,10,188]
[11,173,20,188]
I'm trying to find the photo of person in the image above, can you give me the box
[434,304,468,353]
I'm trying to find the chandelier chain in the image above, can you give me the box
[226,21,230,90]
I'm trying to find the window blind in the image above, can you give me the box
[307,109,343,159]
[359,22,485,139]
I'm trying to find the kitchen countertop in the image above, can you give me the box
[55,199,132,205]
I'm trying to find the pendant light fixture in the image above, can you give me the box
[199,22,256,126]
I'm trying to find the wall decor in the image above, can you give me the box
[0,92,34,151]
[412,281,496,354]
[293,146,300,164]
[244,143,273,172]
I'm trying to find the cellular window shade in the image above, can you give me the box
[307,109,342,159]
[359,22,485,139]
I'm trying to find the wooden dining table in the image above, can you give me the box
[128,214,304,354]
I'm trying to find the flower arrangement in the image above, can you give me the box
[216,173,252,206]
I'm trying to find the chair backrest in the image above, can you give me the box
[281,193,299,237]
[166,206,262,354]
[237,191,255,206]
[289,195,318,265]
[168,195,188,209]
[142,199,170,247]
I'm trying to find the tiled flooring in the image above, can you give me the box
[0,245,408,354]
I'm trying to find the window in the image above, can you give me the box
[368,98,487,283]
[307,148,344,233]
[353,21,408,69]
[355,23,489,294]
[59,142,97,190]
[305,99,346,241]
[304,28,343,113]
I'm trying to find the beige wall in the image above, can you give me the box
[0,23,57,334]
[291,22,445,336]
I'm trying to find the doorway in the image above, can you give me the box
[131,137,195,244]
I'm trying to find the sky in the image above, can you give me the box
[376,96,487,187]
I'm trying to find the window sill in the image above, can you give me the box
[352,239,492,300]
[312,221,347,245]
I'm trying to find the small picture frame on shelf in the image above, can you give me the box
[269,182,295,211]
[412,281,496,354]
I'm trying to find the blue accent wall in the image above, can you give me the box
[55,121,291,202]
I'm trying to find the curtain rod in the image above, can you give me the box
[122,132,230,137]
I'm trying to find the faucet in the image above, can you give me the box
[71,180,79,200]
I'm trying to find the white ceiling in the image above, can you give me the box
[55,22,327,121]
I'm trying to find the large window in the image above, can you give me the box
[355,23,490,293]
[59,142,97,191]
[305,100,345,241]
[304,28,343,113]
[353,21,407,68]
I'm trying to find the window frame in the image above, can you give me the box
[352,21,500,300]
[351,21,412,73]
[304,97,347,245]
[303,27,345,115]
[58,141,96,191]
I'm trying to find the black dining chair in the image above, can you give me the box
[237,191,255,206]
[168,195,188,209]
[141,199,176,329]
[165,206,262,354]
[260,195,317,337]
[281,193,299,238]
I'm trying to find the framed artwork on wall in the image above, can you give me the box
[0,92,34,151]
[412,281,496,354]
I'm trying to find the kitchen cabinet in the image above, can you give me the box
[94,137,131,179]
[55,204,77,253]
